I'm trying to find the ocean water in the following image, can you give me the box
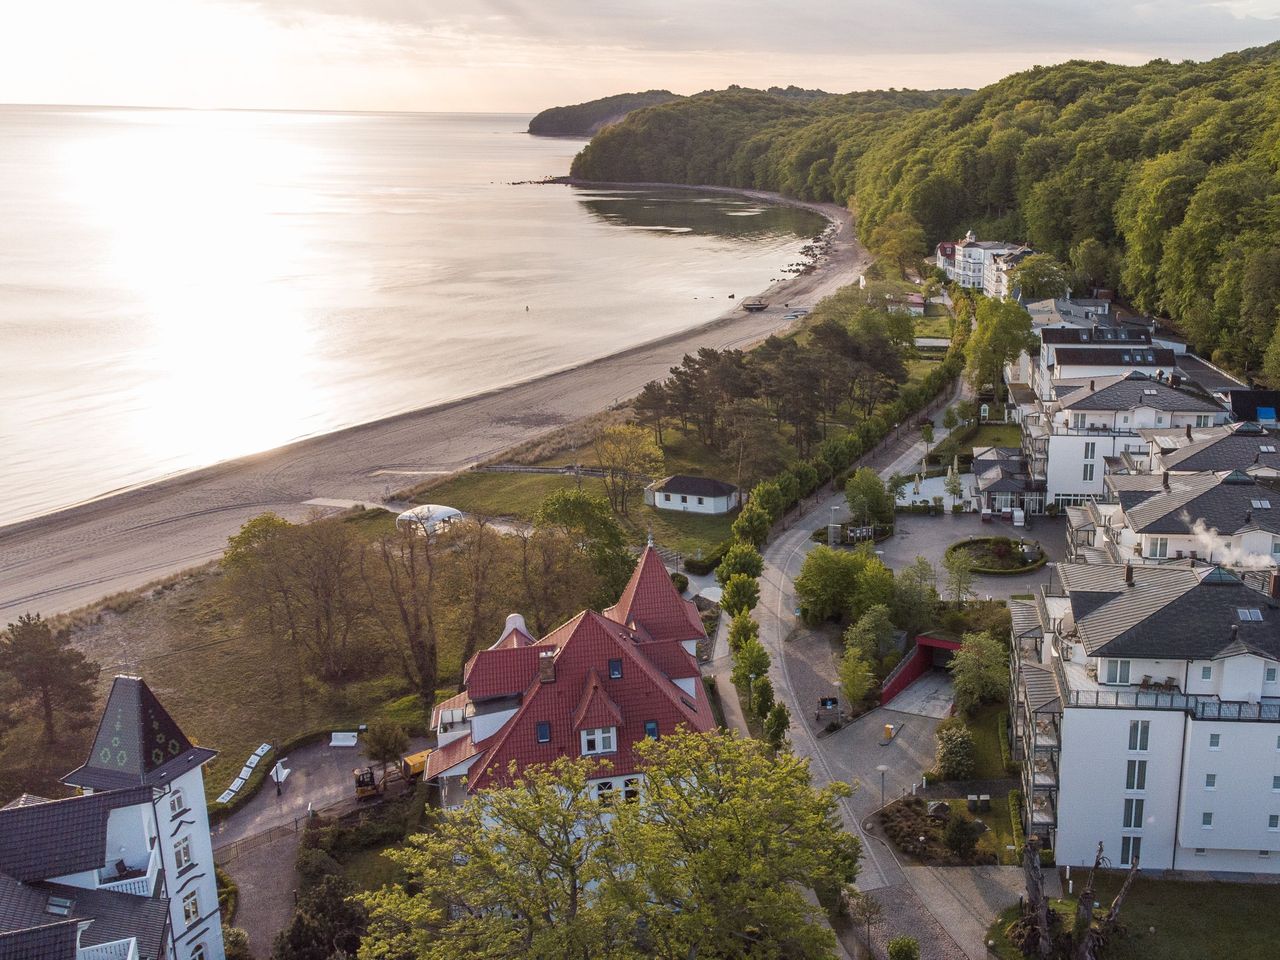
[0,107,825,526]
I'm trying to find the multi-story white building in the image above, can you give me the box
[936,231,1024,295]
[1034,326,1163,400]
[1127,420,1280,479]
[1020,372,1228,508]
[1010,562,1280,873]
[1067,469,1280,568]
[0,677,224,960]
[984,246,1035,300]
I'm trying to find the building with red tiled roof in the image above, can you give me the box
[426,547,715,807]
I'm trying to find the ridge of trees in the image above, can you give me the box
[572,43,1280,377]
[528,89,682,136]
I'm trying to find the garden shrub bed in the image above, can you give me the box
[876,795,1000,866]
[945,536,1046,575]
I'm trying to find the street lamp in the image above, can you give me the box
[876,764,889,809]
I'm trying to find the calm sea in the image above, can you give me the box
[0,107,825,526]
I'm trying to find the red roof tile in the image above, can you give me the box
[430,689,470,728]
[463,645,541,699]
[423,733,482,780]
[604,546,706,643]
[573,669,625,730]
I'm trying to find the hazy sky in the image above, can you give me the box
[4,0,1280,113]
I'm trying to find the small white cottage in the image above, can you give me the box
[645,475,740,515]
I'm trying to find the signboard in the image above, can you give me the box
[819,697,838,710]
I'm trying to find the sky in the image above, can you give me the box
[3,0,1280,113]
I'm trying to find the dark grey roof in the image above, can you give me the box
[975,465,1027,493]
[1056,373,1222,413]
[1123,471,1280,536]
[1174,353,1247,393]
[1057,563,1280,659]
[1154,424,1280,473]
[0,787,153,883]
[1053,347,1176,368]
[63,677,216,791]
[1230,390,1280,422]
[1009,600,1042,640]
[1042,326,1150,346]
[1022,664,1062,714]
[0,874,78,960]
[36,882,169,960]
[650,475,737,497]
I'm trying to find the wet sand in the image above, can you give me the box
[0,185,870,623]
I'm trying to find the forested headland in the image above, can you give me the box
[527,90,682,136]
[571,45,1280,378]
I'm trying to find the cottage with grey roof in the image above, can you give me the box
[644,475,739,515]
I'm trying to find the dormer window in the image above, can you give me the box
[608,658,623,679]
[1238,608,1264,622]
[581,727,616,755]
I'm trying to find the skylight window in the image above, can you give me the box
[45,896,72,916]
[1262,445,1276,453]
[1237,608,1264,622]
[1253,500,1272,509]
[1143,389,1158,395]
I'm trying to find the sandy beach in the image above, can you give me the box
[0,185,869,623]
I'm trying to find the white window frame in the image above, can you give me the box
[182,891,200,927]
[1201,665,1212,681]
[1196,415,1212,428]
[1202,812,1214,829]
[1270,814,1280,832]
[1105,659,1131,685]
[1273,776,1280,792]
[1209,733,1221,750]
[1126,759,1147,791]
[595,780,614,804]
[1123,798,1144,828]
[1120,835,1141,866]
[1084,442,1096,460]
[1205,773,1217,790]
[191,946,207,960]
[1082,463,1095,482]
[1072,412,1086,430]
[580,726,616,755]
[1128,720,1149,752]
[174,836,192,871]
[1267,666,1278,683]
[169,789,186,817]
[1149,537,1169,559]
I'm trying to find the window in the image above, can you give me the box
[1106,660,1131,685]
[1271,815,1280,831]
[1120,835,1141,866]
[1273,776,1280,791]
[174,836,192,871]
[1238,608,1264,621]
[1149,537,1169,558]
[1205,773,1217,790]
[1084,442,1096,460]
[623,778,640,802]
[1123,798,1144,828]
[1201,665,1213,681]
[1156,416,1165,425]
[608,658,623,679]
[663,493,671,502]
[596,780,614,804]
[1263,445,1277,453]
[644,720,659,740]
[680,495,687,503]
[182,891,200,927]
[1262,850,1272,858]
[1072,412,1086,430]
[1128,720,1150,751]
[1126,759,1147,790]
[1209,733,1221,750]
[1083,463,1095,482]
[1196,415,1213,428]
[1194,848,1207,856]
[1253,499,1272,509]
[697,496,705,505]
[192,947,207,960]
[169,789,186,817]
[1267,667,1278,683]
[536,722,551,744]
[1202,812,1214,829]
[581,727,616,755]
[1122,415,1130,425]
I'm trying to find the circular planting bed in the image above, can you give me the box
[945,536,1047,575]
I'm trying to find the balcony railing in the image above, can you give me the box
[78,938,138,960]
[1065,688,1280,721]
[97,843,159,897]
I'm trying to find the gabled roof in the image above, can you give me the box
[648,475,738,498]
[1052,347,1176,368]
[0,874,79,959]
[63,677,215,791]
[1042,326,1150,346]
[1054,372,1222,413]
[603,547,705,643]
[1056,562,1280,659]
[1145,421,1280,473]
[422,734,481,781]
[463,646,542,701]
[34,881,170,960]
[0,786,153,883]
[572,670,624,730]
[1022,664,1062,715]
[1122,471,1280,536]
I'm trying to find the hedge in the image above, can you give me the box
[684,540,730,575]
[670,571,689,593]
[944,538,1049,576]
[1008,788,1027,853]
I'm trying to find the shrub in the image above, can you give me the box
[670,571,689,594]
[950,631,1008,715]
[684,541,729,575]
[935,724,976,780]
[216,865,239,921]
[716,541,764,586]
[888,936,921,960]
[223,926,253,960]
[296,847,342,890]
[721,573,760,616]
[944,815,980,859]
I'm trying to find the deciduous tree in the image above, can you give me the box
[720,573,760,616]
[593,424,663,516]
[715,541,763,586]
[950,631,1007,715]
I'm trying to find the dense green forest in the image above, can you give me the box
[528,90,682,136]
[571,45,1280,378]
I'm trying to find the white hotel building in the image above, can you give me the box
[1011,562,1280,873]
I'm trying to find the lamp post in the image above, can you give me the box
[876,764,889,809]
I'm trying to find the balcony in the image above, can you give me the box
[79,939,139,960]
[1062,686,1280,721]
[97,843,159,897]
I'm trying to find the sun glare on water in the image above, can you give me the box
[57,111,329,468]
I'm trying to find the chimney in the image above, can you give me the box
[1186,423,1192,440]
[1231,624,1239,640]
[538,648,556,683]
[1270,569,1280,599]
[1125,563,1134,587]
[1162,470,1169,490]
[1089,379,1095,392]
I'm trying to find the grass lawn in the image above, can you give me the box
[414,470,733,555]
[970,422,1023,449]
[905,356,944,386]
[942,793,1017,865]
[339,846,406,893]
[915,311,953,339]
[965,701,1010,780]
[988,874,1280,960]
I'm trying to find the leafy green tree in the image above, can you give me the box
[1069,238,1112,292]
[950,631,1008,715]
[945,460,965,506]
[726,609,759,654]
[851,557,895,622]
[888,935,921,960]
[750,480,786,523]
[964,298,1033,398]
[891,557,939,640]
[593,423,663,516]
[868,212,928,278]
[943,545,974,605]
[921,422,934,458]
[846,890,884,954]
[935,722,976,780]
[732,500,772,548]
[794,546,862,621]
[843,605,896,671]
[1009,253,1070,300]
[363,720,409,783]
[272,874,366,960]
[845,468,894,526]
[535,488,626,553]
[838,649,875,709]
[942,406,959,432]
[720,573,760,616]
[763,702,792,750]
[731,637,771,704]
[0,614,99,745]
[715,541,764,587]
[751,675,775,720]
[944,815,981,860]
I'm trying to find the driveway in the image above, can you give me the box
[889,671,955,719]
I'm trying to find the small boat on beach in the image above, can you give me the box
[742,297,769,312]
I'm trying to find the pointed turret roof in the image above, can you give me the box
[63,677,216,791]
[604,546,705,643]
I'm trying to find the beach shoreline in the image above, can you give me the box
[0,183,869,622]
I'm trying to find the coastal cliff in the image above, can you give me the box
[527,90,682,136]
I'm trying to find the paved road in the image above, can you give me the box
[0,192,870,624]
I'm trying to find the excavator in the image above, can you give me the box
[353,748,433,800]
